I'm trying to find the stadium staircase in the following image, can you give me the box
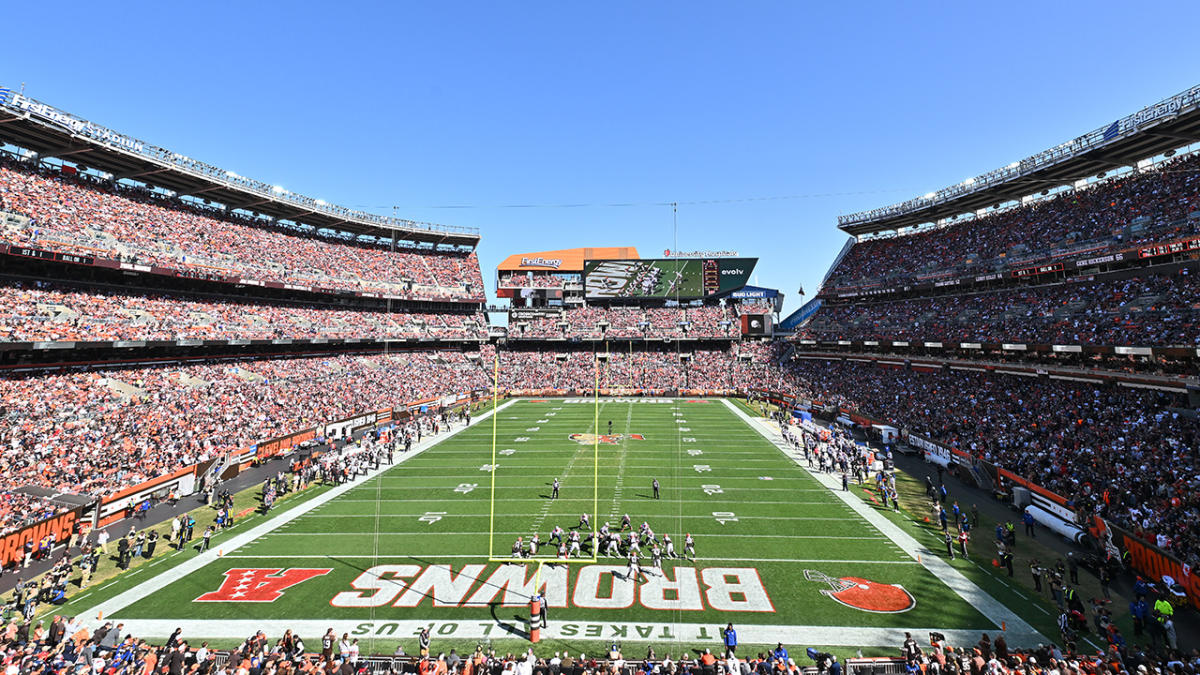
[101,377,146,399]
[36,303,77,323]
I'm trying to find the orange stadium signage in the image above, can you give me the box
[0,508,82,567]
[496,247,639,273]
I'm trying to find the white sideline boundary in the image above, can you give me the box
[84,400,518,624]
[720,399,1046,645]
[106,618,1007,647]
[84,397,1039,647]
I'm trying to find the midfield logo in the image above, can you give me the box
[803,570,915,613]
[568,433,645,445]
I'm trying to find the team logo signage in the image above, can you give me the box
[193,565,774,612]
[803,570,915,613]
[568,433,645,445]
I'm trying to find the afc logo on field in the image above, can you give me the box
[195,568,332,602]
[568,433,645,445]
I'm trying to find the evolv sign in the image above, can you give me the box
[0,509,81,567]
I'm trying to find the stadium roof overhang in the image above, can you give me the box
[839,84,1200,236]
[0,92,480,248]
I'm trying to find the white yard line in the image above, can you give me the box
[720,399,1046,646]
[528,403,606,536]
[233,531,887,541]
[308,498,841,505]
[218,554,920,564]
[85,400,518,625]
[266,514,852,524]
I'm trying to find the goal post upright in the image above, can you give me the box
[487,349,499,561]
[593,349,599,562]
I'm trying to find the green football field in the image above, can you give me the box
[75,398,1042,653]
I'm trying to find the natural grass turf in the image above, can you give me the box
[102,401,994,635]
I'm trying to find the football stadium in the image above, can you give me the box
[1,8,1199,675]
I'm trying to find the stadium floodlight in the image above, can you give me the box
[272,185,285,193]
[963,177,975,185]
[225,170,238,178]
[315,199,326,206]
[923,192,936,199]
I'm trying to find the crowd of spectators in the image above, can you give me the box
[0,158,485,300]
[0,620,1194,675]
[486,343,774,392]
[800,270,1200,346]
[0,342,779,536]
[0,282,488,342]
[827,153,1200,289]
[498,273,575,288]
[735,299,774,315]
[0,350,492,536]
[512,305,738,339]
[780,357,1200,568]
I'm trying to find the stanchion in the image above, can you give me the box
[530,594,542,643]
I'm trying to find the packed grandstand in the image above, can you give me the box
[0,80,1197,670]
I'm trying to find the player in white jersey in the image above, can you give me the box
[528,534,539,557]
[640,522,657,546]
[549,526,565,545]
[651,544,663,573]
[606,532,621,557]
[626,551,643,582]
[579,513,590,530]
[558,543,568,560]
[512,537,524,559]
[627,531,640,554]
[568,530,581,557]
[620,513,632,531]
[684,533,696,561]
[663,534,676,558]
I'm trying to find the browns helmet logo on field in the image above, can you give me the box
[568,433,646,445]
[803,569,915,613]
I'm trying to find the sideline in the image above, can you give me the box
[103,618,1018,647]
[85,400,518,624]
[720,398,1046,646]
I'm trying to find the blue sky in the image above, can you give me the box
[3,2,1200,317]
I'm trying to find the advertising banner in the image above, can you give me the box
[255,427,318,460]
[0,507,85,568]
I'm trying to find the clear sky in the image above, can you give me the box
[3,2,1199,317]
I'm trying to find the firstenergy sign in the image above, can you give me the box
[520,257,563,269]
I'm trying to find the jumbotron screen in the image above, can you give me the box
[584,257,756,299]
